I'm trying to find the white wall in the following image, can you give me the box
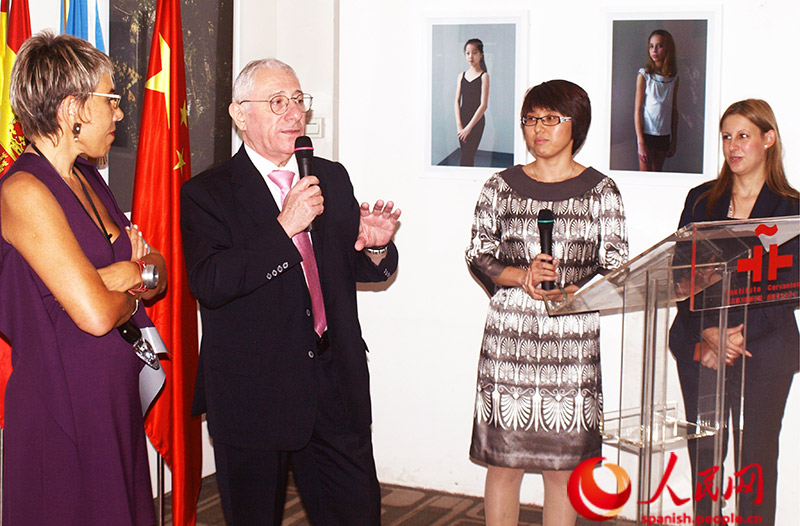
[332,0,800,522]
[25,0,800,520]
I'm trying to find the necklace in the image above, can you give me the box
[29,143,113,245]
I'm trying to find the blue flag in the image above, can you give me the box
[61,0,105,52]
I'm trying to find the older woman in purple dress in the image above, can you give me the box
[0,31,166,524]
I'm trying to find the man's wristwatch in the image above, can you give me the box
[364,244,388,255]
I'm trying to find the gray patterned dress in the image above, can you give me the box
[466,165,628,470]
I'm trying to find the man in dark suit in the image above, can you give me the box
[180,58,400,525]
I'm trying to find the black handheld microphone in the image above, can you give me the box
[537,209,554,290]
[295,135,314,178]
[294,136,317,231]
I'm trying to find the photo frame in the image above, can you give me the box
[426,14,527,177]
[604,8,721,178]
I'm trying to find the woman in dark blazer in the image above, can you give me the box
[669,99,798,525]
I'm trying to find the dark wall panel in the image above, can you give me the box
[108,0,233,211]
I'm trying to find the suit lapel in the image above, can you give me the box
[230,146,282,228]
[229,146,328,283]
[713,188,732,220]
[310,166,327,272]
[750,183,782,219]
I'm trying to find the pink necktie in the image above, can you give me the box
[268,170,327,336]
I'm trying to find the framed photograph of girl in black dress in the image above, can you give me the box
[607,10,721,176]
[428,16,524,172]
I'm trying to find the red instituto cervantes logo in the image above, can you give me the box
[737,223,793,281]
[730,223,797,305]
[691,222,798,307]
[567,457,632,521]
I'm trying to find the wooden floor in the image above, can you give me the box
[159,474,634,526]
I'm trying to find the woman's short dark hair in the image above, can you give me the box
[10,30,114,142]
[520,79,591,155]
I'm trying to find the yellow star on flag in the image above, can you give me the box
[145,34,172,128]
[174,148,186,172]
[180,100,188,127]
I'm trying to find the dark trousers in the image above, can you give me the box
[213,350,381,526]
[676,359,794,525]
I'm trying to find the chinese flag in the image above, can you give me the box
[0,0,30,427]
[132,0,201,523]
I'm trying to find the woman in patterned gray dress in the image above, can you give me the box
[465,80,628,526]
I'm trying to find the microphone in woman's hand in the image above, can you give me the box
[537,209,554,290]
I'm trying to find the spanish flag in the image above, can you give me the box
[0,0,29,176]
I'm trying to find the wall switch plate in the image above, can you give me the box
[305,118,323,138]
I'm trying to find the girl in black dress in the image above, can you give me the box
[454,38,490,166]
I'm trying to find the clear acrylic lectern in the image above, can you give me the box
[546,216,799,523]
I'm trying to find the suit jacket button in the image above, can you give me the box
[308,350,315,358]
[266,274,272,280]
[306,309,312,317]
[272,270,278,276]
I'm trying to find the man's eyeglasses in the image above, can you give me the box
[521,115,572,127]
[90,92,122,110]
[240,93,313,115]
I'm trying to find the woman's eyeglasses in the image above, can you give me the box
[521,115,572,127]
[90,92,122,110]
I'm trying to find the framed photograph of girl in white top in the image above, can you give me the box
[607,10,721,176]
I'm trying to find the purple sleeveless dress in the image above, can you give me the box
[0,154,156,525]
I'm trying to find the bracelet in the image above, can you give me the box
[364,244,389,255]
[127,259,148,294]
[131,298,140,317]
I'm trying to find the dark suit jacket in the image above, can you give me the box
[668,181,799,378]
[180,146,398,450]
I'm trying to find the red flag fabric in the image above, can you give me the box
[132,0,201,523]
[0,0,31,427]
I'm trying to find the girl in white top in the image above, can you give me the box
[634,29,679,172]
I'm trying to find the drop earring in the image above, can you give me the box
[72,122,81,142]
